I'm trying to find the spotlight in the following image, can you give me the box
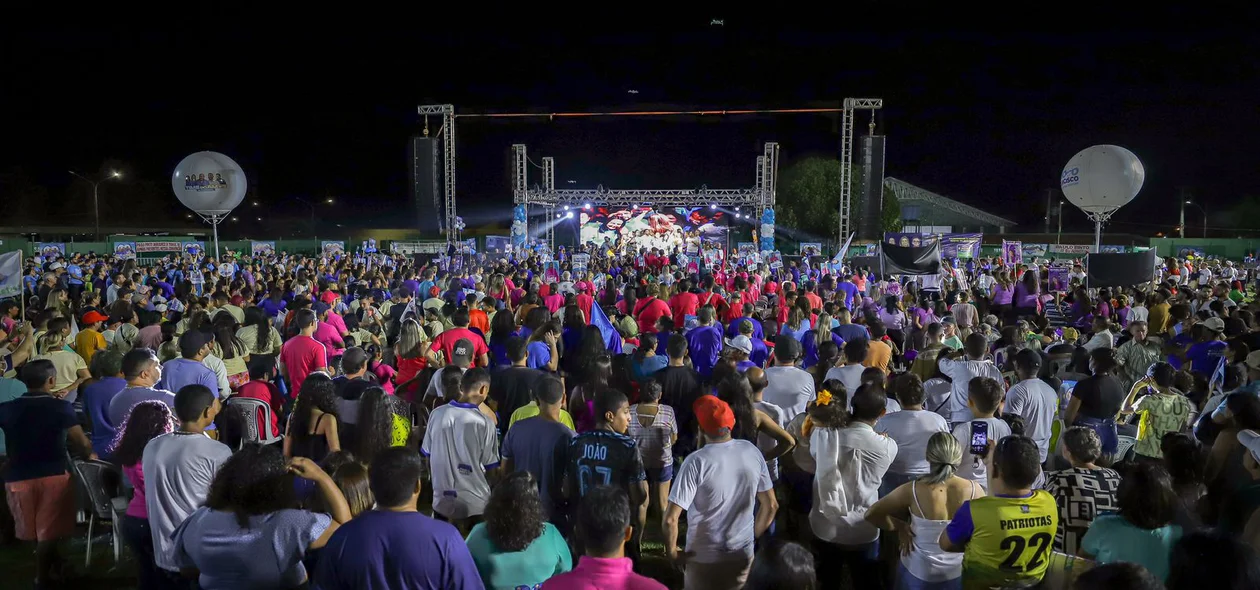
[710,204,717,210]
[563,205,570,211]
[565,212,574,219]
[583,203,591,210]
[556,214,562,219]
[735,214,742,219]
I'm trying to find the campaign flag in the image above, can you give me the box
[831,233,855,264]
[0,251,21,299]
[1210,355,1227,396]
[1002,240,1023,266]
[589,302,623,355]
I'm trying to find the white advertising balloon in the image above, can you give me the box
[171,151,248,216]
[1060,145,1145,216]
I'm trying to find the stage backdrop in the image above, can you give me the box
[883,232,981,259]
[882,240,943,276]
[579,206,727,247]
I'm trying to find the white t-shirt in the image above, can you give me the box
[951,417,1012,491]
[422,401,500,519]
[669,438,772,563]
[1004,379,1059,462]
[143,431,233,572]
[875,409,950,476]
[824,365,865,399]
[1128,305,1149,324]
[755,400,786,480]
[762,365,816,424]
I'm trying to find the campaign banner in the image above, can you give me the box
[485,236,511,259]
[37,242,66,258]
[884,233,936,248]
[1048,266,1072,292]
[114,242,137,260]
[1049,244,1094,255]
[184,242,205,257]
[1002,240,1023,266]
[1175,246,1206,259]
[1022,243,1049,259]
[941,233,983,259]
[571,253,590,273]
[1099,245,1126,254]
[0,251,21,299]
[799,242,823,257]
[320,241,345,256]
[131,241,182,253]
[251,241,277,257]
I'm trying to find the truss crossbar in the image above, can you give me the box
[883,177,1016,228]
[525,189,761,208]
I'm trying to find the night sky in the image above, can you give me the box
[5,22,1257,237]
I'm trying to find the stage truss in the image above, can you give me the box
[417,104,457,242]
[838,98,883,242]
[512,143,779,249]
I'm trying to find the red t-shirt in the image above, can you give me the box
[575,293,594,322]
[468,308,490,336]
[236,380,281,437]
[634,297,671,335]
[430,327,490,366]
[668,292,699,327]
[279,335,328,394]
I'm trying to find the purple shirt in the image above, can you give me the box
[836,281,859,308]
[159,358,220,397]
[83,376,128,457]
[685,325,724,378]
[313,510,483,590]
[259,298,287,318]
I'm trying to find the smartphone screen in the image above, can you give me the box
[970,421,989,456]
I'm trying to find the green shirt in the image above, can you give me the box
[465,521,572,590]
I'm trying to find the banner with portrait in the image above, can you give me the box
[320,241,346,256]
[251,241,277,257]
[1022,243,1049,260]
[114,241,138,260]
[1002,240,1023,266]
[184,242,205,257]
[799,242,823,257]
[36,243,66,259]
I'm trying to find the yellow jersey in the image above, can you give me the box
[956,490,1058,589]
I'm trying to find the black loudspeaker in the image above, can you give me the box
[408,137,440,232]
[857,135,886,241]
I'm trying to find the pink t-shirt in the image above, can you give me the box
[542,556,666,590]
[123,463,147,518]
[279,335,328,394]
[313,320,345,357]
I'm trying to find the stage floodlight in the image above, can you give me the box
[710,204,717,210]
[584,203,591,210]
[565,212,573,219]
[563,205,570,211]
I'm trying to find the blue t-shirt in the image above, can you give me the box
[464,522,572,590]
[526,341,552,371]
[836,282,859,308]
[82,376,127,458]
[501,417,576,518]
[685,325,724,378]
[1185,341,1227,376]
[1080,514,1182,581]
[0,394,77,481]
[313,510,483,590]
[173,507,331,590]
[0,378,29,455]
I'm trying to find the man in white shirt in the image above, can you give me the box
[665,395,775,590]
[938,334,1005,424]
[421,368,499,536]
[824,339,869,396]
[875,374,950,495]
[951,377,1012,490]
[810,384,897,588]
[762,337,816,424]
[143,384,231,577]
[1003,349,1059,464]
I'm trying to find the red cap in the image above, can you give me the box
[82,311,109,325]
[693,395,735,436]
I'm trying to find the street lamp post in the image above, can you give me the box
[1184,200,1207,239]
[69,170,122,240]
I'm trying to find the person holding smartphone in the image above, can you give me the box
[951,377,1011,492]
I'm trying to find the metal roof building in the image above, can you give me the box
[884,177,1016,234]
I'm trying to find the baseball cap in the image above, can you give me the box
[1238,430,1260,465]
[725,335,754,356]
[1245,350,1260,372]
[179,331,214,355]
[774,334,802,363]
[450,338,475,368]
[82,310,109,324]
[1202,317,1226,333]
[312,302,331,316]
[694,395,735,436]
[49,262,65,271]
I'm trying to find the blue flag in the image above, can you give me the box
[589,302,623,355]
[1210,354,1227,396]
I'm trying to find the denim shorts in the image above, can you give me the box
[645,464,674,483]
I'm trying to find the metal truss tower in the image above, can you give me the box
[418,104,457,242]
[838,98,883,242]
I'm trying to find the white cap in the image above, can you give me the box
[49,262,64,270]
[725,335,754,356]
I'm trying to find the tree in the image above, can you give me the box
[776,156,901,241]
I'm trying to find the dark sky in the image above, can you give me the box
[4,21,1258,236]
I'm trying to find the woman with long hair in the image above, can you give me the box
[353,387,411,464]
[802,313,842,372]
[1063,348,1126,460]
[487,306,519,369]
[1080,462,1183,581]
[238,305,283,365]
[393,319,429,402]
[465,472,572,590]
[866,431,984,589]
[1013,269,1042,318]
[111,401,176,590]
[170,445,351,590]
[525,321,561,373]
[569,354,611,433]
[880,295,909,356]
[211,313,251,391]
[284,372,341,462]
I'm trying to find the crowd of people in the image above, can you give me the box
[1,244,1260,590]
